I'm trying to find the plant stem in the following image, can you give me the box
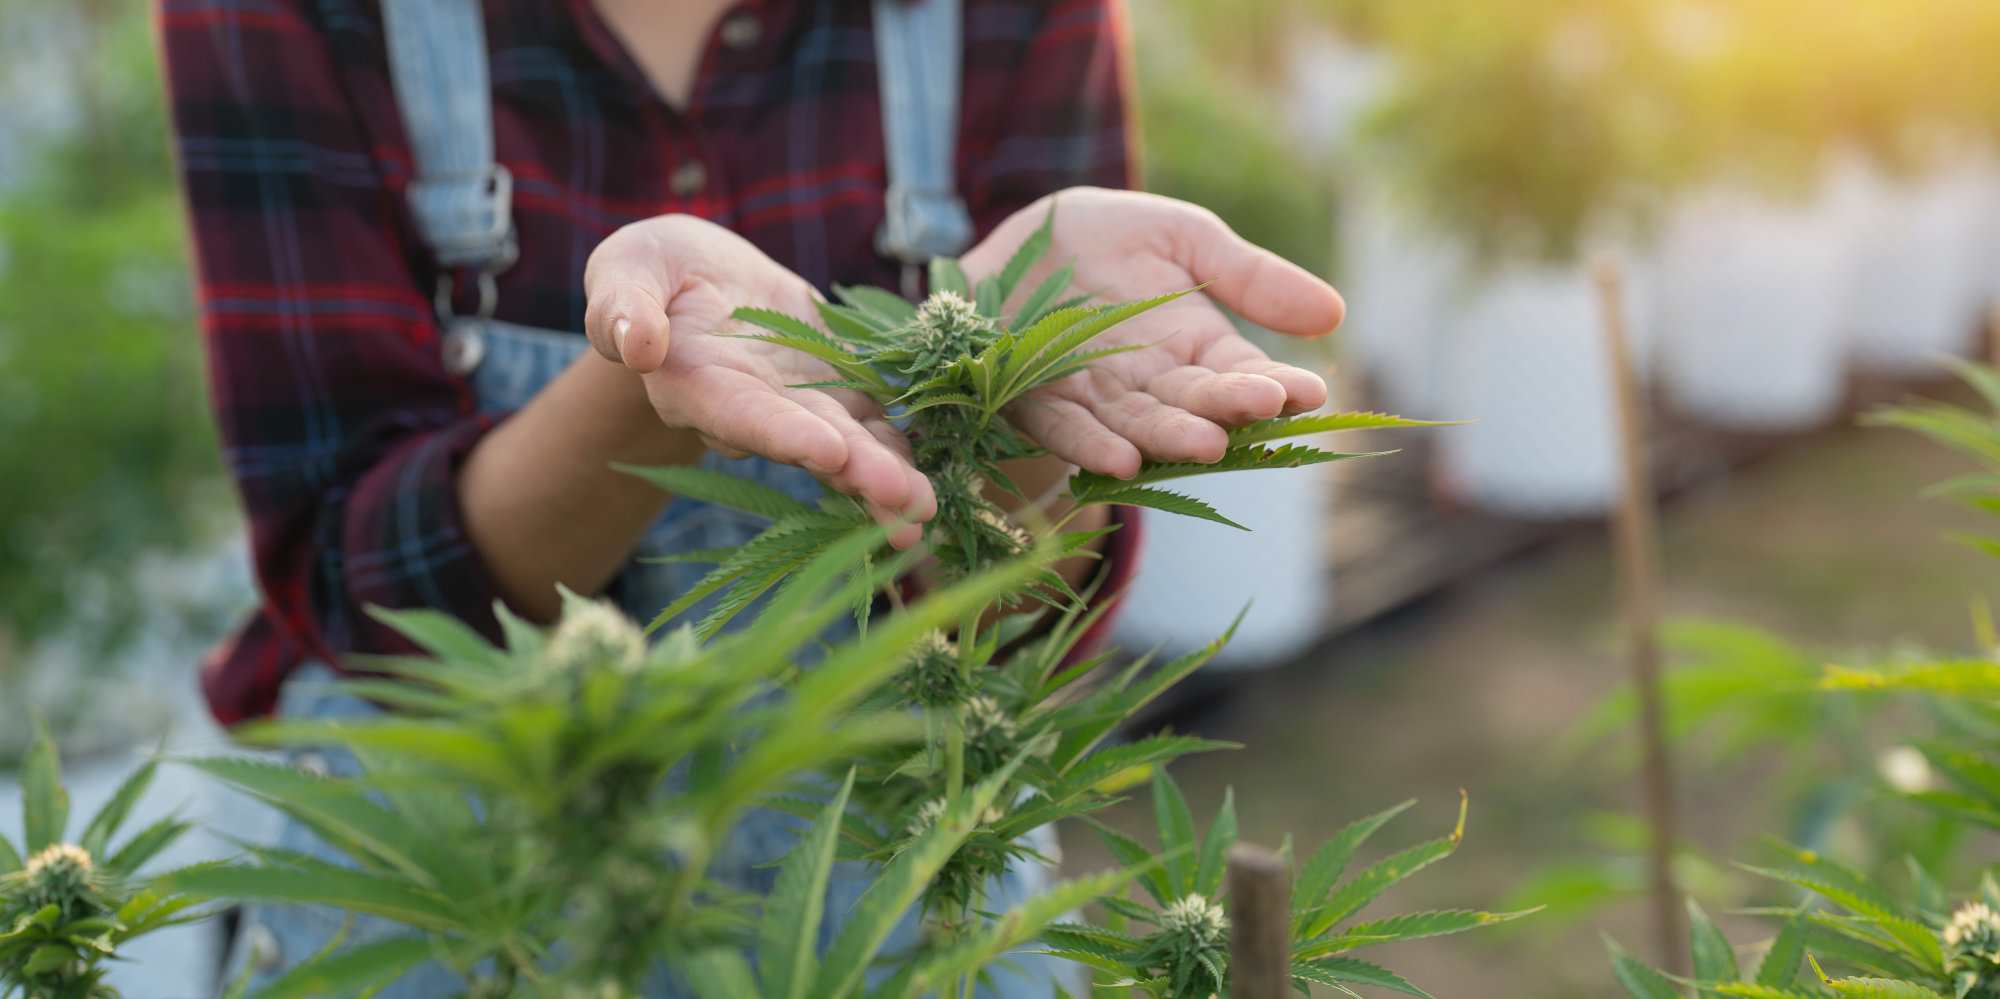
[944,710,965,799]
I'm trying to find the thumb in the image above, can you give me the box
[583,230,679,373]
[1177,207,1347,339]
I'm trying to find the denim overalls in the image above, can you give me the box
[226,0,1073,994]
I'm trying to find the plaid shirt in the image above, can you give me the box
[162,0,1138,723]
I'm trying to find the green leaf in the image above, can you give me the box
[833,284,918,325]
[1073,486,1244,529]
[182,757,442,890]
[24,943,73,975]
[1301,802,1465,940]
[1293,800,1417,926]
[360,608,503,669]
[1071,443,1380,500]
[104,814,191,877]
[759,768,856,999]
[1936,356,2000,413]
[1048,612,1243,773]
[1009,263,1077,331]
[160,863,463,932]
[1151,768,1199,898]
[0,831,19,873]
[929,256,972,298]
[1193,788,1238,898]
[682,947,761,999]
[818,301,894,344]
[1606,934,1684,999]
[22,719,68,853]
[242,936,436,999]
[1091,821,1174,905]
[1299,955,1434,999]
[616,463,812,523]
[1714,986,1824,999]
[1757,909,1809,987]
[809,759,1025,999]
[899,867,1140,998]
[995,205,1056,303]
[1228,412,1448,446]
[1298,908,1539,958]
[1690,899,1742,994]
[80,753,159,861]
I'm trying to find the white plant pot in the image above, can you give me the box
[1654,183,1854,431]
[1837,155,1997,373]
[1435,267,1622,519]
[1112,449,1334,671]
[1337,190,1463,415]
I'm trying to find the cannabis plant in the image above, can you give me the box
[168,533,1123,998]
[1,724,205,999]
[626,208,1434,965]
[1046,771,1532,999]
[1604,846,1993,999]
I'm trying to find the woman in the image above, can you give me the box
[161,0,1345,992]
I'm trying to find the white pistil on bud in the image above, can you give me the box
[546,600,646,675]
[1160,893,1229,945]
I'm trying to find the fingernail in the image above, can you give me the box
[613,317,631,356]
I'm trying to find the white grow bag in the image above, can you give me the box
[1337,190,1463,416]
[1654,183,1854,431]
[1111,440,1335,670]
[1435,267,1623,519]
[1835,155,1998,373]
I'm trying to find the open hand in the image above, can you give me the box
[959,188,1345,479]
[584,215,935,547]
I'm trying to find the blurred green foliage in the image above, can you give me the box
[1133,1,1336,277]
[0,2,222,667]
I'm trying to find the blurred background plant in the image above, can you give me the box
[0,0,236,763]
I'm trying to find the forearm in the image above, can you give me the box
[459,351,706,622]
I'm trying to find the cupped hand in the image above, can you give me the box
[584,215,935,547]
[958,188,1346,480]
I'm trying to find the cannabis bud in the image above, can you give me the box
[16,843,105,915]
[1160,893,1230,947]
[900,630,974,707]
[546,600,647,676]
[963,696,1017,740]
[1947,901,2000,998]
[894,291,1001,375]
[905,797,950,837]
[903,796,1004,838]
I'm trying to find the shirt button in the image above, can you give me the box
[719,10,762,51]
[670,160,709,197]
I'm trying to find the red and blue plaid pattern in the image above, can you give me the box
[162,0,1136,723]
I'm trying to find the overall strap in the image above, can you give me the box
[380,0,517,280]
[872,0,974,283]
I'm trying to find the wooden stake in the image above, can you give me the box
[1226,842,1291,999]
[1986,301,2000,370]
[1593,258,1686,974]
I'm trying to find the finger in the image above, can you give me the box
[1195,338,1331,414]
[1143,366,1289,426]
[1008,395,1143,478]
[584,230,678,372]
[1171,206,1347,339]
[784,390,924,518]
[1092,391,1230,464]
[665,367,848,473]
[862,419,938,524]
